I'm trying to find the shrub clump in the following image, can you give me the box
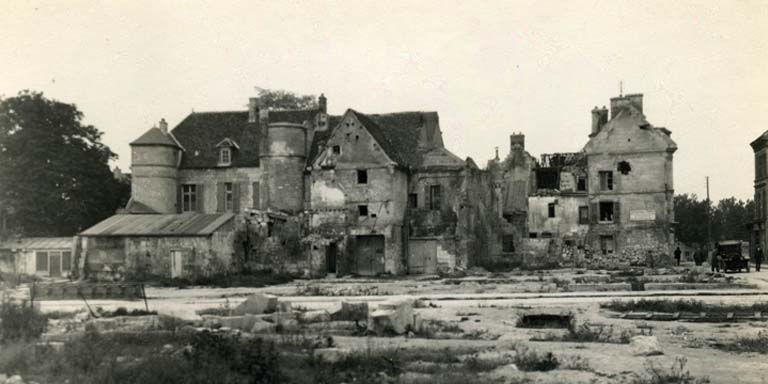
[512,344,559,372]
[0,301,47,343]
[715,331,768,354]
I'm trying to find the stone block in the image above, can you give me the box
[330,301,369,321]
[368,297,415,335]
[232,293,278,315]
[630,336,663,356]
[250,319,277,334]
[300,310,331,323]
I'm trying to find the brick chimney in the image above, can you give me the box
[610,93,643,119]
[318,93,327,113]
[159,118,168,134]
[248,97,259,123]
[510,133,525,152]
[590,106,608,137]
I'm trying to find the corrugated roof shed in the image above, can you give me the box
[0,237,73,250]
[80,213,234,237]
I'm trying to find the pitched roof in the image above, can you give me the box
[123,199,159,214]
[171,112,260,168]
[322,110,453,169]
[130,127,181,148]
[80,213,234,237]
[0,237,73,250]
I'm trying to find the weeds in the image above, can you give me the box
[531,321,631,344]
[0,301,47,343]
[714,331,768,354]
[602,299,768,314]
[632,356,710,384]
[511,344,559,372]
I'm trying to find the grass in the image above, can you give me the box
[511,344,559,372]
[714,331,768,354]
[0,301,47,342]
[531,321,631,344]
[601,299,768,314]
[145,270,293,288]
[632,356,710,384]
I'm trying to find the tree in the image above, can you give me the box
[674,194,754,246]
[254,87,318,110]
[674,194,709,245]
[0,91,130,236]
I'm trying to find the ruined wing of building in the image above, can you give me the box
[77,92,677,280]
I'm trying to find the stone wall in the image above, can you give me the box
[178,167,263,213]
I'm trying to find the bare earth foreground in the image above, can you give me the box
[34,266,768,383]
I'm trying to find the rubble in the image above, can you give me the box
[300,310,331,323]
[232,293,278,315]
[368,297,416,335]
[313,348,348,363]
[330,301,369,321]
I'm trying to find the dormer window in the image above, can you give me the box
[215,137,239,167]
[219,147,231,165]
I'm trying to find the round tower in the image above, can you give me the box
[260,122,307,213]
[129,119,181,214]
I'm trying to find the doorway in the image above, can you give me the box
[326,242,338,274]
[170,250,184,278]
[354,235,385,276]
[49,253,62,277]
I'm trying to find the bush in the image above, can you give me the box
[633,356,710,384]
[512,345,559,372]
[0,301,47,343]
[715,331,768,354]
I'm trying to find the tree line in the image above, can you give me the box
[674,194,754,246]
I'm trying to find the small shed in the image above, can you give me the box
[0,237,76,278]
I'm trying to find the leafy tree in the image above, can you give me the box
[0,91,129,236]
[674,194,753,246]
[254,87,318,110]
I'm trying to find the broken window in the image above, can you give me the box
[332,145,341,154]
[529,233,538,239]
[408,193,418,209]
[599,171,614,191]
[502,235,515,253]
[578,206,589,224]
[617,161,631,175]
[576,176,587,192]
[357,169,368,184]
[599,201,615,222]
[600,235,615,255]
[536,168,560,190]
[428,185,441,210]
[358,205,369,217]
[548,203,556,218]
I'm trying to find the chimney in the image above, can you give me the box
[590,106,608,137]
[610,93,643,119]
[159,118,168,134]
[510,133,525,152]
[318,93,327,113]
[248,97,259,123]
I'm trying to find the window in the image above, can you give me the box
[757,153,767,179]
[429,185,441,210]
[36,252,48,272]
[529,233,538,239]
[357,169,368,184]
[599,171,614,191]
[225,183,234,211]
[332,145,341,154]
[617,161,631,175]
[62,251,71,271]
[576,176,587,192]
[599,201,615,222]
[219,147,231,165]
[548,203,556,218]
[182,184,197,212]
[502,235,515,253]
[578,206,589,224]
[600,235,615,255]
[408,193,418,209]
[536,168,559,190]
[267,222,274,238]
[541,232,553,239]
[358,205,369,217]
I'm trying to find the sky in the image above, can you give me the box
[1,0,767,201]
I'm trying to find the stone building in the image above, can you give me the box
[80,91,677,279]
[749,131,768,252]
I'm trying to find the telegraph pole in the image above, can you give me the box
[706,177,712,258]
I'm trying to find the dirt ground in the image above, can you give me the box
[37,265,768,383]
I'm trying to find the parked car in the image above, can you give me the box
[716,240,750,273]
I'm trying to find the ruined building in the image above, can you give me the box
[79,92,677,279]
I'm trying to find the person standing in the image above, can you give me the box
[755,244,763,272]
[711,242,720,272]
[674,246,682,266]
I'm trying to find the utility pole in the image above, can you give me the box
[706,177,712,257]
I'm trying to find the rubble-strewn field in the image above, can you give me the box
[1,265,767,383]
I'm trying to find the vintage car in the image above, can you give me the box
[716,240,750,273]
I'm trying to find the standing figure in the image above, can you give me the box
[755,244,763,272]
[711,242,720,272]
[674,246,682,266]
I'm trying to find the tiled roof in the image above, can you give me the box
[130,127,181,148]
[171,112,259,169]
[0,237,73,250]
[80,213,234,237]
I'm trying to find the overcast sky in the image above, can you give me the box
[1,0,766,201]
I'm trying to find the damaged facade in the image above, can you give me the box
[80,91,677,279]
